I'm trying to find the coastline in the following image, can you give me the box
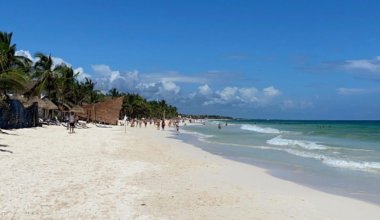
[178,126,380,205]
[1,125,379,219]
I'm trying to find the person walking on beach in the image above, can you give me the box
[176,121,180,134]
[161,119,166,130]
[69,112,75,133]
[156,119,160,130]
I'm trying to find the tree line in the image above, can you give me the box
[0,31,178,119]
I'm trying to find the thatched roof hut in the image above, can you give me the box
[42,98,58,110]
[10,95,58,111]
[17,96,58,110]
[25,96,49,109]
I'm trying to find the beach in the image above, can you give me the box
[1,124,380,219]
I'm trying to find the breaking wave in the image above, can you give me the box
[240,124,282,134]
[267,136,328,150]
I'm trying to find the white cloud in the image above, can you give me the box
[15,51,289,113]
[263,86,280,97]
[92,64,112,74]
[110,71,122,83]
[16,50,72,68]
[218,87,238,102]
[141,71,207,84]
[16,50,92,82]
[336,87,379,95]
[90,64,182,98]
[135,80,181,99]
[187,84,213,101]
[91,64,130,91]
[52,57,71,68]
[161,76,206,84]
[198,84,213,96]
[329,56,380,81]
[203,86,281,106]
[74,67,91,81]
[15,50,36,62]
[316,56,380,81]
[238,88,259,103]
[343,58,380,73]
[160,80,180,94]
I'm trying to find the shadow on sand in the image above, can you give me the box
[0,144,13,153]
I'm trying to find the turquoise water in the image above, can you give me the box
[181,120,380,204]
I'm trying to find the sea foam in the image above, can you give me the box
[265,143,380,173]
[181,130,214,141]
[267,136,328,150]
[322,159,380,173]
[240,124,281,134]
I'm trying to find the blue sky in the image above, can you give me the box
[2,0,380,119]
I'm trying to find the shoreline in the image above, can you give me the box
[1,125,379,219]
[178,128,380,206]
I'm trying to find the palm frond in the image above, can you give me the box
[0,69,27,91]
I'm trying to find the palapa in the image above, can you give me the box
[25,96,49,109]
[42,98,58,110]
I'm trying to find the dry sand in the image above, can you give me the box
[1,124,379,219]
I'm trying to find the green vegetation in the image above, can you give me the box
[0,31,178,119]
[0,32,30,98]
[120,93,177,119]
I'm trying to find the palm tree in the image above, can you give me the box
[83,78,97,103]
[54,64,78,104]
[0,31,30,98]
[122,93,151,119]
[28,53,56,98]
[72,81,85,105]
[73,77,104,104]
[0,32,16,73]
[122,95,134,118]
[107,87,121,98]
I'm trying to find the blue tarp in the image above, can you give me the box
[0,99,38,129]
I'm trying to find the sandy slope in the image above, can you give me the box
[1,125,379,219]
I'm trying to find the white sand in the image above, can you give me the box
[1,125,379,219]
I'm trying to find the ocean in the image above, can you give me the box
[179,119,380,205]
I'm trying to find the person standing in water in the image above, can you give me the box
[218,123,222,130]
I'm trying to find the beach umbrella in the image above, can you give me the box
[70,105,84,113]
